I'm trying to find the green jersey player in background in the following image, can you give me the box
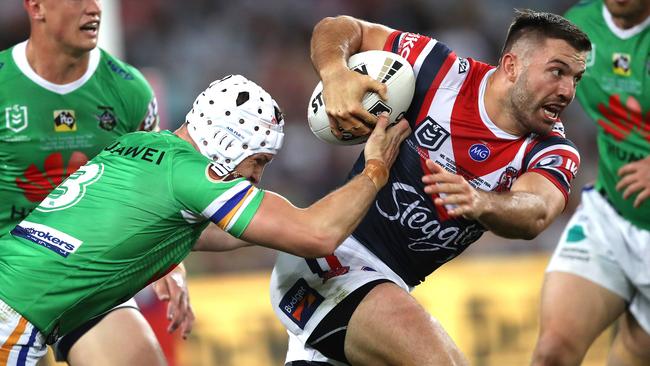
[0,0,193,365]
[0,74,410,366]
[532,1,650,365]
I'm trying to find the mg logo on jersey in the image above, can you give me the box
[415,117,450,151]
[54,110,77,132]
[279,278,324,329]
[612,53,631,76]
[5,104,28,133]
[468,143,490,162]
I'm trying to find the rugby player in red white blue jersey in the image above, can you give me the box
[270,10,590,366]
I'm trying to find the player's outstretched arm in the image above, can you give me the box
[193,223,253,252]
[311,16,393,138]
[422,160,565,240]
[241,113,410,258]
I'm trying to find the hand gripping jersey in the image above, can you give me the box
[347,32,581,286]
[0,41,159,234]
[0,131,264,339]
[566,0,650,230]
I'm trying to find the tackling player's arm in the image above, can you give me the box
[151,262,195,339]
[129,75,190,335]
[240,113,410,258]
[192,223,252,252]
[311,16,394,137]
[423,160,566,240]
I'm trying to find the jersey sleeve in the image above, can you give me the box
[128,67,159,132]
[383,31,456,128]
[383,31,454,77]
[522,130,581,204]
[171,153,264,237]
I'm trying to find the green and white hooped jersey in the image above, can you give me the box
[566,1,650,230]
[0,131,264,338]
[0,41,159,235]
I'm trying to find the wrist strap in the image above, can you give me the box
[362,159,388,191]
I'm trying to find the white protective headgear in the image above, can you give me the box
[186,75,285,175]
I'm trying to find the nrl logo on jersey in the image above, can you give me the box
[5,104,28,132]
[415,117,450,151]
[54,110,77,132]
[96,106,117,131]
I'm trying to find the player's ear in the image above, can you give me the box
[24,0,45,21]
[500,52,518,83]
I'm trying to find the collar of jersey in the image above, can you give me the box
[12,40,101,95]
[602,4,650,39]
[478,68,520,140]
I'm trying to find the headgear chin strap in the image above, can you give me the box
[186,75,285,175]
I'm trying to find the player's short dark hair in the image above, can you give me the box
[500,9,591,58]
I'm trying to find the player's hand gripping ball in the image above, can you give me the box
[308,50,415,145]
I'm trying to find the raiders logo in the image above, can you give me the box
[96,106,117,131]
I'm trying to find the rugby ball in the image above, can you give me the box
[307,50,415,145]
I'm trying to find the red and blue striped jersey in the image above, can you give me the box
[348,31,581,286]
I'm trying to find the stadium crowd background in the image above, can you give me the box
[0,1,604,364]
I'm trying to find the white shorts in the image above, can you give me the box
[0,299,47,366]
[270,236,410,364]
[547,187,650,333]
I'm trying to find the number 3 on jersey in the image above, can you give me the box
[36,163,104,212]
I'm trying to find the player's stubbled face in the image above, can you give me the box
[509,38,587,135]
[42,0,101,54]
[233,153,274,185]
[605,0,650,19]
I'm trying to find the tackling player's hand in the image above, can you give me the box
[422,159,487,219]
[364,112,410,170]
[321,67,388,139]
[152,263,195,339]
[616,155,650,208]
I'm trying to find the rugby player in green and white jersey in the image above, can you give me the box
[0,1,192,364]
[0,74,411,365]
[532,1,650,365]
